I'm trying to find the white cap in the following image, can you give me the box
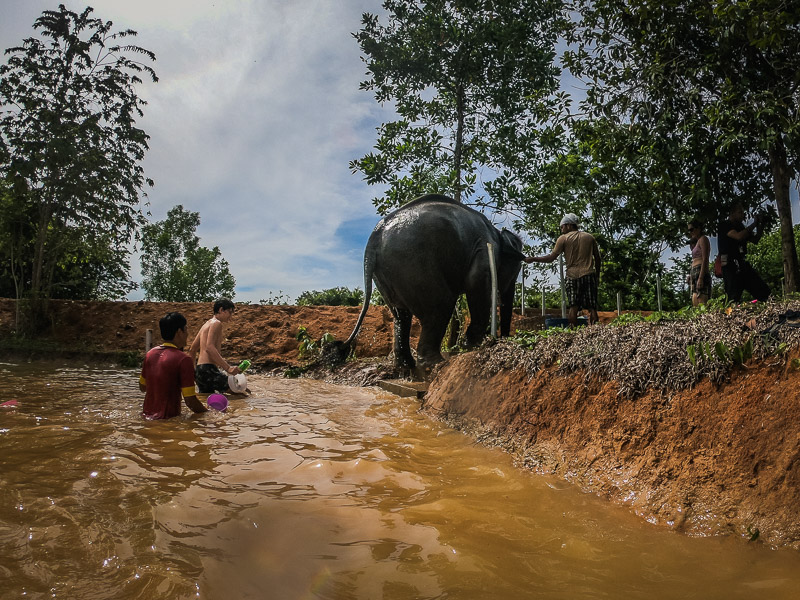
[228,373,247,394]
[560,213,580,226]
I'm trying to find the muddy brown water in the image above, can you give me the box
[1,361,800,599]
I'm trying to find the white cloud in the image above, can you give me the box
[2,0,388,303]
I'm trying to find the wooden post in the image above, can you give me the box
[145,329,152,352]
[656,271,663,312]
[559,255,566,319]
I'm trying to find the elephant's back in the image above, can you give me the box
[372,201,481,257]
[368,199,491,306]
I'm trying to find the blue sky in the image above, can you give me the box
[2,1,798,304]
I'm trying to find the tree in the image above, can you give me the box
[746,224,800,297]
[351,0,564,213]
[140,205,236,302]
[0,5,156,328]
[561,0,800,291]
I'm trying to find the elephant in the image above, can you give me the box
[340,194,525,370]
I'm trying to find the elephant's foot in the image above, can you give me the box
[392,352,416,371]
[416,352,444,369]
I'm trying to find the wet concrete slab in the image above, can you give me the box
[377,379,429,399]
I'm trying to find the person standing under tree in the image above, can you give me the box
[139,312,207,419]
[525,213,601,326]
[717,203,770,302]
[687,219,712,306]
[189,297,241,394]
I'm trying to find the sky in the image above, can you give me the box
[1,0,396,303]
[1,1,798,304]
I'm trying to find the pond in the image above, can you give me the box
[1,360,799,599]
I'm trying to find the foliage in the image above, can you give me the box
[746,224,800,297]
[117,350,143,368]
[369,287,386,306]
[295,287,364,307]
[260,291,291,306]
[443,294,470,352]
[560,0,800,291]
[512,325,578,350]
[0,6,156,328]
[283,365,306,378]
[296,326,335,360]
[0,180,137,305]
[687,338,753,369]
[514,264,562,309]
[608,296,734,327]
[139,205,236,302]
[351,0,565,212]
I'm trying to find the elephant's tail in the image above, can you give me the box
[321,242,376,365]
[344,245,375,347]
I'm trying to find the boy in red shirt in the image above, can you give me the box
[139,312,207,419]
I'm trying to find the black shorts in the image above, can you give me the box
[195,363,229,393]
[564,273,599,310]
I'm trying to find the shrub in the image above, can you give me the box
[295,287,364,306]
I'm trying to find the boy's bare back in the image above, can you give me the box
[192,317,224,365]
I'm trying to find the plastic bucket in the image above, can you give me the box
[227,373,247,393]
[207,393,228,412]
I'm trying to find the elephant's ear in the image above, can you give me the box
[499,228,525,262]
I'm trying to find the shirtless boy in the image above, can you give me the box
[189,297,241,393]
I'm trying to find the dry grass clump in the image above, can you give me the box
[475,300,800,397]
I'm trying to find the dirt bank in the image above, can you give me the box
[423,346,800,549]
[0,298,409,367]
[0,298,591,367]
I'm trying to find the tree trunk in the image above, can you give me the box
[768,138,800,294]
[453,85,465,203]
[27,200,54,332]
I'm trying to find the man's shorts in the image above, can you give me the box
[195,363,229,394]
[564,273,599,310]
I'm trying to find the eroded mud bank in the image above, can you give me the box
[422,348,800,549]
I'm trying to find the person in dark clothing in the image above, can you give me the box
[717,203,770,302]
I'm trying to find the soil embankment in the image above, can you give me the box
[423,344,800,549]
[0,298,559,367]
[0,298,405,367]
[2,298,799,548]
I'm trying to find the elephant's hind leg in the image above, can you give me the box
[391,307,415,369]
[416,315,449,368]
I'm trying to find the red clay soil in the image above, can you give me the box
[423,350,800,549]
[0,298,409,367]
[0,299,597,366]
